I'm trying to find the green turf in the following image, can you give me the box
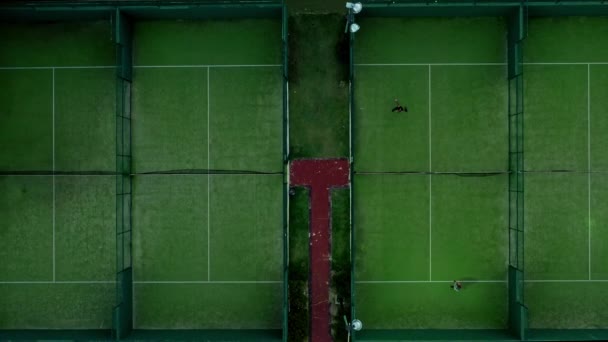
[133,20,281,66]
[0,283,114,329]
[132,174,282,328]
[288,14,349,158]
[285,0,344,13]
[431,66,507,172]
[431,174,508,280]
[525,282,608,329]
[524,173,588,280]
[354,17,506,64]
[591,174,608,280]
[0,21,114,67]
[132,68,208,173]
[354,66,429,172]
[287,187,309,341]
[209,175,282,281]
[354,174,430,281]
[209,68,283,172]
[134,283,281,329]
[133,175,208,281]
[331,188,350,342]
[590,65,608,171]
[356,282,507,329]
[332,188,350,277]
[525,17,608,63]
[55,176,114,281]
[55,69,115,172]
[288,187,309,281]
[524,65,588,171]
[0,70,52,171]
[0,176,53,281]
[132,62,282,174]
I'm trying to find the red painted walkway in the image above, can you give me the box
[290,159,350,342]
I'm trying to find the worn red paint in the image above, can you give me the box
[290,159,350,342]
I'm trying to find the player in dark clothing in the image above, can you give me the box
[392,99,408,112]
[450,280,463,292]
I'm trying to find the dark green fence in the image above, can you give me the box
[507,5,528,341]
[113,8,134,341]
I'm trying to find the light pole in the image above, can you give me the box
[344,315,363,342]
[345,2,363,34]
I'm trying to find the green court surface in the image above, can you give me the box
[354,17,507,173]
[132,20,283,173]
[130,20,284,329]
[353,17,509,329]
[1,18,285,331]
[354,174,508,329]
[522,17,608,329]
[132,174,283,328]
[0,21,116,329]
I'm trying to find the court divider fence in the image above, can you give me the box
[113,8,134,341]
[507,4,528,340]
[282,3,290,341]
[348,11,358,342]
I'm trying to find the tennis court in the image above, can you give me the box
[0,17,286,332]
[0,21,116,329]
[523,16,608,329]
[353,17,509,329]
[352,14,608,332]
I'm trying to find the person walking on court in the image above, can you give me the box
[450,280,462,292]
[392,98,408,113]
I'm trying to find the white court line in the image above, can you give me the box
[357,280,506,284]
[355,63,506,66]
[588,63,592,280]
[428,65,432,281]
[133,281,282,284]
[0,281,116,284]
[52,68,56,283]
[525,279,608,283]
[0,66,115,70]
[355,62,608,67]
[0,65,282,70]
[134,64,281,68]
[524,62,608,65]
[207,66,211,282]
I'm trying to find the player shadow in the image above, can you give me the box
[458,277,480,290]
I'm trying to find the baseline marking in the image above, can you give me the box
[354,62,608,67]
[134,64,282,68]
[357,280,506,284]
[588,63,592,280]
[133,280,282,284]
[524,62,608,65]
[355,63,506,66]
[0,66,115,70]
[52,67,56,282]
[356,279,608,284]
[0,65,282,70]
[525,279,608,283]
[0,281,116,284]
